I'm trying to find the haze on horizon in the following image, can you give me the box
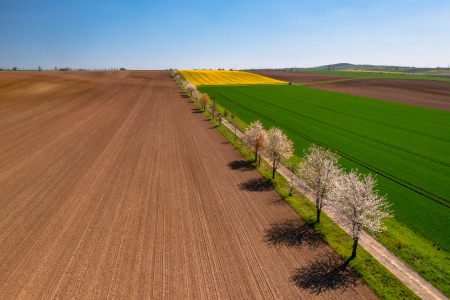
[1,0,449,70]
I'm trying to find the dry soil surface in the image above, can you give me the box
[0,71,376,299]
[248,71,352,84]
[307,78,450,111]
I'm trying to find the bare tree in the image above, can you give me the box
[265,127,293,179]
[217,114,222,126]
[210,105,216,118]
[199,93,210,111]
[38,66,42,71]
[243,120,267,163]
[297,144,342,223]
[232,119,240,141]
[328,170,393,258]
[286,161,299,196]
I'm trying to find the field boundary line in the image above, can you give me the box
[214,110,449,300]
[298,77,365,85]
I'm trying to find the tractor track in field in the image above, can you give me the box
[215,92,450,209]
[227,88,450,167]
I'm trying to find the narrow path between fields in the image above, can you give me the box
[215,108,449,300]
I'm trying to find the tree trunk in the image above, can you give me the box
[316,208,321,223]
[255,150,258,162]
[352,238,359,258]
[258,156,261,166]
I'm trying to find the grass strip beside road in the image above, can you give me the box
[298,77,365,85]
[173,73,420,300]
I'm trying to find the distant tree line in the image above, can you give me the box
[0,67,128,71]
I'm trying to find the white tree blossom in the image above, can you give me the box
[182,81,196,95]
[192,90,201,101]
[243,120,268,163]
[265,127,293,179]
[297,144,342,223]
[186,84,196,94]
[328,169,393,258]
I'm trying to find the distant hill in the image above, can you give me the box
[312,63,411,71]
[314,63,353,69]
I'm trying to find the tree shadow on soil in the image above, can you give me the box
[291,254,359,295]
[238,178,273,192]
[227,160,254,172]
[271,197,287,205]
[264,219,326,249]
[191,108,203,113]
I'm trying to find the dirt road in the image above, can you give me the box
[0,71,376,299]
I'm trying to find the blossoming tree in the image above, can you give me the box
[243,120,267,164]
[297,144,342,223]
[265,127,293,179]
[328,169,393,258]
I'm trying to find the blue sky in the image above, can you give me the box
[1,0,449,70]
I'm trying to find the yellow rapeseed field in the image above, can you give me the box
[178,70,287,86]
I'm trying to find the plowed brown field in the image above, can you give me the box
[248,71,352,83]
[308,78,450,111]
[0,71,376,299]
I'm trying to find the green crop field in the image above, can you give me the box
[199,85,450,251]
[419,70,450,75]
[295,69,450,83]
